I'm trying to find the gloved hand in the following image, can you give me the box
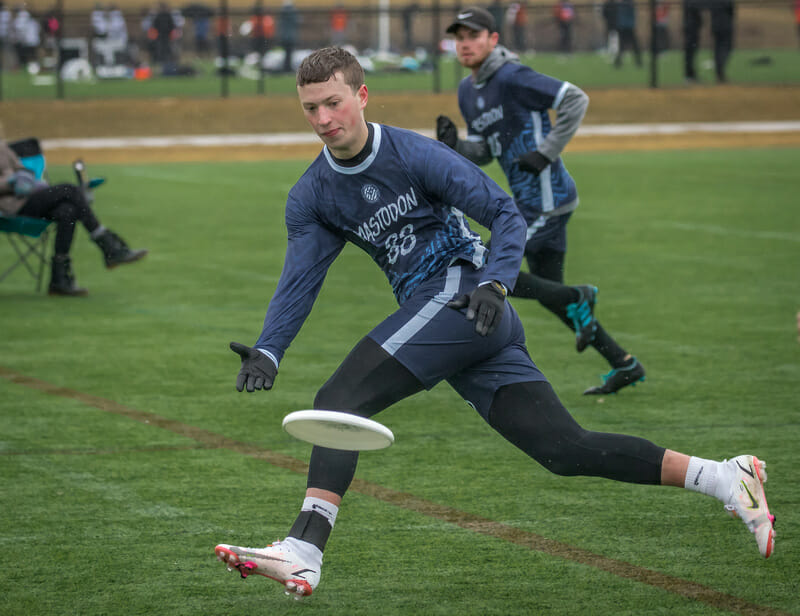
[446,281,507,336]
[515,151,551,177]
[436,115,458,149]
[230,341,278,392]
[9,169,37,197]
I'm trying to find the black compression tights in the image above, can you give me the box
[305,338,664,498]
[306,337,425,497]
[488,380,665,484]
[513,248,629,367]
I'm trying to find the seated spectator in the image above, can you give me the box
[0,138,147,296]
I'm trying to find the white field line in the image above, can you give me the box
[41,121,800,151]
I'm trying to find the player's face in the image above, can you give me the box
[298,72,369,159]
[454,26,499,71]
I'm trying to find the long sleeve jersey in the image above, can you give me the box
[254,123,526,365]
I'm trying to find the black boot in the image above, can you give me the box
[48,255,89,297]
[94,229,148,269]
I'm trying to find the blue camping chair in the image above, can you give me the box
[0,138,52,291]
[1,138,106,292]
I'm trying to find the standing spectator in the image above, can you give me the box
[91,3,108,40]
[215,10,232,63]
[0,2,10,68]
[553,0,575,55]
[139,6,155,63]
[108,5,128,47]
[505,1,528,52]
[614,0,641,67]
[329,3,348,46]
[654,0,670,54]
[12,5,33,68]
[795,0,800,48]
[683,0,702,82]
[278,0,299,73]
[402,2,418,51]
[601,0,619,58]
[151,2,176,65]
[488,0,505,40]
[248,6,275,56]
[185,4,212,56]
[170,4,185,54]
[194,15,210,55]
[39,8,59,57]
[709,0,734,82]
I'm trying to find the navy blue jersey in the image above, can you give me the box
[457,63,578,223]
[255,123,526,364]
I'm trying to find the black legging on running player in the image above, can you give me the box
[304,337,665,498]
[18,184,101,255]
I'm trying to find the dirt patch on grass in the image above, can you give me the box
[2,84,798,163]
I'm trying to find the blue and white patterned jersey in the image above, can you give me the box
[255,123,526,364]
[457,63,578,223]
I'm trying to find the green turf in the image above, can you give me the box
[1,148,798,615]
[3,47,799,101]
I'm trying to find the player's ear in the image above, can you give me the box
[490,31,499,45]
[357,84,369,110]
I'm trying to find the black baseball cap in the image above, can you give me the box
[446,6,496,34]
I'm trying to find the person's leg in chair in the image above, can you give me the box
[20,184,148,295]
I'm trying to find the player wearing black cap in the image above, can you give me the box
[437,6,645,395]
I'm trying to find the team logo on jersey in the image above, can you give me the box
[476,96,485,110]
[361,184,380,203]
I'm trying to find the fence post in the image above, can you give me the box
[432,0,441,93]
[220,0,229,98]
[649,0,658,88]
[56,0,65,99]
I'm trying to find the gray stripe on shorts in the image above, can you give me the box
[381,266,462,356]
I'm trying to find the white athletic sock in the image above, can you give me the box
[282,536,323,566]
[301,496,339,528]
[684,456,731,502]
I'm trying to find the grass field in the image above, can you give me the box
[1,146,799,615]
[4,48,800,101]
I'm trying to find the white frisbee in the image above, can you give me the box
[282,410,395,451]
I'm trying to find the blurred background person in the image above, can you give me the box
[488,0,505,40]
[151,2,176,66]
[654,0,671,54]
[505,1,529,53]
[683,0,702,82]
[402,2,418,51]
[329,3,348,46]
[278,0,299,73]
[710,0,734,82]
[614,0,642,67]
[108,4,128,48]
[553,0,575,56]
[601,0,619,59]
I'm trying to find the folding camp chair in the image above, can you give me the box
[0,139,107,292]
[0,138,52,291]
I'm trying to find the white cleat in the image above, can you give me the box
[723,455,776,558]
[215,541,320,597]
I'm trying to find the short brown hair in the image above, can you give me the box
[296,47,365,92]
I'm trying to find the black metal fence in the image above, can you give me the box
[0,0,796,99]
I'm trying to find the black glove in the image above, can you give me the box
[515,151,551,177]
[446,281,507,337]
[10,169,37,197]
[230,341,278,392]
[436,115,458,149]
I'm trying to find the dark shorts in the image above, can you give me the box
[524,212,571,257]
[368,263,547,419]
